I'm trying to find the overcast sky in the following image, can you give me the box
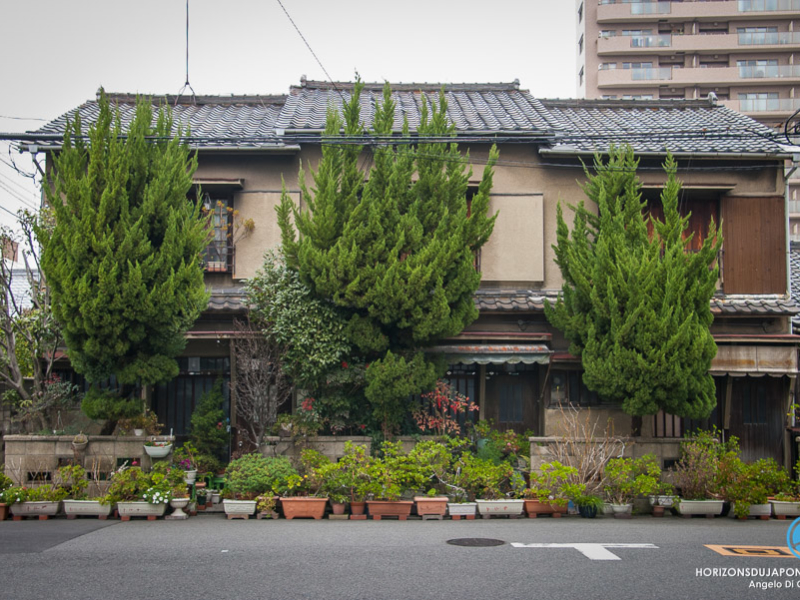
[0,0,577,231]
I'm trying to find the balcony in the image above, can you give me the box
[721,97,800,116]
[598,32,800,56]
[598,0,800,24]
[598,64,800,87]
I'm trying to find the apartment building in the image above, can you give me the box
[577,0,800,242]
[578,0,800,124]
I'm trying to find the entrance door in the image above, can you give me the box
[728,376,786,464]
[486,366,538,434]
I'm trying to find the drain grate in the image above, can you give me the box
[446,538,505,547]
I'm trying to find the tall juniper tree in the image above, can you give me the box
[41,90,209,428]
[545,146,721,419]
[278,80,498,436]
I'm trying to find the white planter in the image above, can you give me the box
[447,502,477,517]
[184,470,197,485]
[677,499,724,517]
[168,497,190,519]
[144,444,172,458]
[133,429,144,437]
[610,503,633,515]
[730,503,772,518]
[649,495,677,508]
[223,499,256,516]
[117,501,168,518]
[475,499,524,516]
[770,500,800,518]
[10,501,61,517]
[63,500,113,518]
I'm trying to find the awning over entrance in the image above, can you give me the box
[428,344,551,365]
[710,345,797,377]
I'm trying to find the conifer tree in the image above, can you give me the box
[545,146,721,419]
[41,90,209,392]
[278,80,498,435]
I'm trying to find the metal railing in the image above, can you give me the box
[738,31,800,45]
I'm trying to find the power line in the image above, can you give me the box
[0,172,38,208]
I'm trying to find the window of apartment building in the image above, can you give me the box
[599,30,617,38]
[622,29,652,36]
[601,95,618,99]
[622,62,653,69]
[659,91,686,100]
[698,23,729,35]
[622,94,654,99]
[737,25,778,45]
[578,34,584,55]
[737,58,779,78]
[599,62,618,70]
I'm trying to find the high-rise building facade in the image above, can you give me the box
[578,0,800,130]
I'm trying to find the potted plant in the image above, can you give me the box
[143,438,173,459]
[363,442,426,520]
[671,434,728,517]
[119,409,162,436]
[453,453,525,518]
[71,432,89,452]
[603,455,661,518]
[770,459,800,519]
[107,462,184,520]
[0,471,13,521]
[724,458,790,520]
[647,481,677,517]
[223,453,297,519]
[524,461,579,518]
[280,449,330,520]
[573,493,604,519]
[167,484,191,520]
[173,442,199,484]
[60,464,112,519]
[255,494,279,520]
[408,441,456,519]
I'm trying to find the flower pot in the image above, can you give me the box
[143,444,172,458]
[168,497,190,520]
[183,470,197,485]
[331,502,346,516]
[117,501,167,520]
[677,499,724,518]
[414,496,448,518]
[366,500,414,520]
[63,500,114,519]
[222,499,257,519]
[447,502,477,519]
[133,429,144,436]
[769,500,800,519]
[523,499,567,518]
[281,497,328,520]
[350,501,366,516]
[610,503,633,519]
[476,499,525,518]
[730,503,772,520]
[10,501,61,519]
[71,440,89,452]
[578,504,598,519]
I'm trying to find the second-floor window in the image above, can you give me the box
[202,193,233,272]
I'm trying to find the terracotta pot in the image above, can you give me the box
[414,496,448,517]
[366,500,414,520]
[523,499,567,518]
[0,503,8,521]
[350,501,366,516]
[331,502,346,515]
[281,497,328,520]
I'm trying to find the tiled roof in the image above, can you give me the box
[27,80,792,157]
[475,288,800,317]
[31,92,290,150]
[278,79,552,133]
[206,287,246,312]
[539,99,785,156]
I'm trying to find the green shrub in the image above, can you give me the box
[224,454,297,499]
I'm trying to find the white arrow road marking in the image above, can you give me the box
[511,543,658,561]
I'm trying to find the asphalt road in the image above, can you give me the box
[1,513,799,600]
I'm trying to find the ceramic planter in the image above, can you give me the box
[447,502,477,519]
[769,500,800,519]
[222,499,256,519]
[677,499,724,518]
[610,503,633,519]
[366,500,414,520]
[280,497,328,520]
[475,499,525,518]
[183,470,197,485]
[578,504,598,519]
[730,503,771,520]
[117,501,167,520]
[414,496,448,518]
[10,501,61,519]
[523,499,568,518]
[63,500,114,519]
[143,444,172,458]
[167,497,190,520]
